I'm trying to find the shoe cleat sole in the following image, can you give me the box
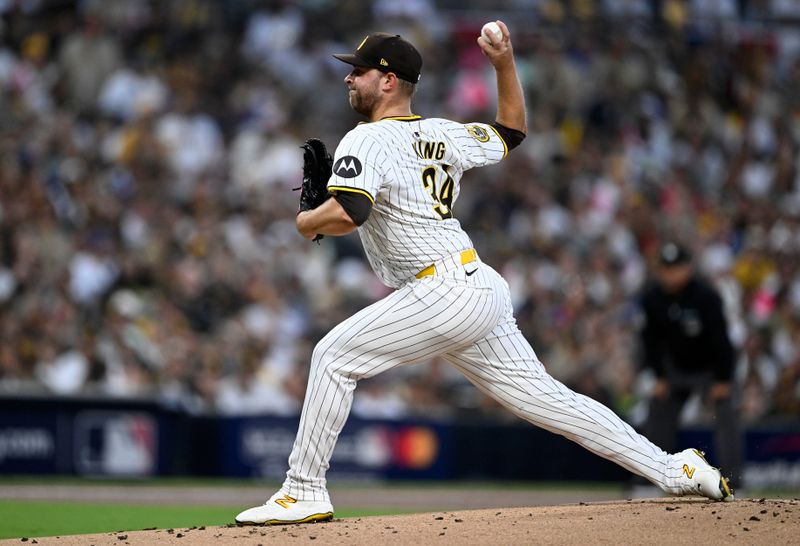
[720,476,734,502]
[237,512,334,526]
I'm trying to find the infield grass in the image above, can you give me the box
[0,500,400,539]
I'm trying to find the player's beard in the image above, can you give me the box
[348,78,380,117]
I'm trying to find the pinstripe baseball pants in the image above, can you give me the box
[282,255,681,502]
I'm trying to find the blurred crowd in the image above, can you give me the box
[1,0,799,424]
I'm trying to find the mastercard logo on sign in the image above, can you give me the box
[393,426,439,469]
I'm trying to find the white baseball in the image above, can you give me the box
[481,21,502,44]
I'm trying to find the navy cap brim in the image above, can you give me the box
[333,53,373,68]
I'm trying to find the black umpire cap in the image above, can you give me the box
[659,241,692,267]
[333,32,422,84]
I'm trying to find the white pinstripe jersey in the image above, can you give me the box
[327,115,508,288]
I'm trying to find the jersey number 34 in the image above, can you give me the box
[421,164,454,220]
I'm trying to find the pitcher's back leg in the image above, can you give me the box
[443,322,683,492]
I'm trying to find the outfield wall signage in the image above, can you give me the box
[0,397,798,488]
[222,418,450,480]
[73,411,157,476]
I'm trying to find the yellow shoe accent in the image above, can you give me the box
[274,494,297,509]
[692,449,708,462]
[264,512,334,526]
[720,476,734,501]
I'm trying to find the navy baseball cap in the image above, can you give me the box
[659,242,692,266]
[333,32,422,83]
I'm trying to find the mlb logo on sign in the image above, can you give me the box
[74,411,157,476]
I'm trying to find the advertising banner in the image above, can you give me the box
[0,413,62,474]
[742,429,800,489]
[1,396,799,488]
[221,417,452,480]
[73,411,158,476]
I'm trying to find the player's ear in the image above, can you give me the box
[382,72,399,91]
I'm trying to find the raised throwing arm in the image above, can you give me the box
[477,20,527,135]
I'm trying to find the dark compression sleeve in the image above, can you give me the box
[333,190,373,226]
[491,122,526,151]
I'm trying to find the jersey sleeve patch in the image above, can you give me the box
[455,120,508,169]
[466,124,490,143]
[330,127,384,197]
[333,156,363,178]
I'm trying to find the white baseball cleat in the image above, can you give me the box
[673,448,734,502]
[235,491,334,525]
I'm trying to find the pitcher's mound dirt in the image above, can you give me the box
[13,498,800,545]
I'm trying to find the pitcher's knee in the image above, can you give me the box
[309,342,332,372]
[310,341,357,381]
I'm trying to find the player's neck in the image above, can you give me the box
[368,99,413,122]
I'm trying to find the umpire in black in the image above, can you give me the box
[638,241,741,485]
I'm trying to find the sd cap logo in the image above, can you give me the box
[334,156,363,178]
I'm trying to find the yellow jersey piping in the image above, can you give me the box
[357,115,422,126]
[328,186,375,203]
[381,115,422,121]
[487,124,509,158]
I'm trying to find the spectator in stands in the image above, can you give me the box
[1,0,800,427]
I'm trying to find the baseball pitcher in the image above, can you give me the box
[236,21,733,526]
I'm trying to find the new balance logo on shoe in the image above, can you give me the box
[682,464,696,479]
[275,494,297,509]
